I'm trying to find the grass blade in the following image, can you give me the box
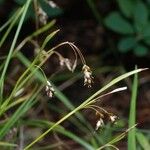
[0,8,21,32]
[0,0,32,103]
[23,119,94,150]
[24,68,147,150]
[0,87,39,139]
[136,131,150,150]
[128,67,138,150]
[0,8,22,47]
[0,141,18,147]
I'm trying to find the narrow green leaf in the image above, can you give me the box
[0,141,17,147]
[128,67,138,150]
[0,87,38,139]
[105,12,134,34]
[86,0,102,23]
[41,29,59,50]
[30,20,56,38]
[0,8,21,32]
[0,0,32,103]
[118,37,136,52]
[0,8,22,47]
[136,131,150,150]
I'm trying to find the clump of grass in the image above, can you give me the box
[0,0,148,150]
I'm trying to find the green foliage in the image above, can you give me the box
[128,67,138,150]
[134,44,148,56]
[0,1,148,150]
[118,37,137,52]
[105,0,150,56]
[0,0,4,5]
[116,0,134,17]
[105,12,134,34]
[136,131,150,149]
[15,0,63,18]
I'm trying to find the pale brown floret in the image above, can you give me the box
[95,118,104,130]
[82,65,93,87]
[109,115,118,123]
[59,56,76,72]
[45,81,55,98]
[37,7,48,25]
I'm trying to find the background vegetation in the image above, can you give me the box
[0,0,150,149]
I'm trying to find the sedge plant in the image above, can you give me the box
[0,0,148,150]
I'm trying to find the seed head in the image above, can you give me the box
[59,57,74,72]
[45,81,55,98]
[37,7,48,25]
[109,115,118,123]
[82,65,93,87]
[47,0,58,8]
[64,58,72,71]
[95,118,104,130]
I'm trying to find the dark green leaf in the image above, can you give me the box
[116,0,134,18]
[39,0,63,17]
[0,0,4,5]
[105,12,134,34]
[144,38,150,46]
[142,23,150,38]
[133,1,148,33]
[118,37,136,52]
[15,0,26,5]
[134,44,148,56]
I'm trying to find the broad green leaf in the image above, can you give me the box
[15,0,26,5]
[0,0,4,5]
[118,37,136,52]
[116,0,134,18]
[134,44,148,56]
[128,68,138,150]
[39,0,63,17]
[142,23,150,38]
[144,38,150,46]
[133,1,148,32]
[136,131,150,150]
[105,12,134,34]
